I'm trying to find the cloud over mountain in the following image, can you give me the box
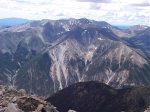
[0,0,150,25]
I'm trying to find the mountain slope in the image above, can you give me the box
[83,40,150,88]
[15,24,150,95]
[47,81,150,112]
[0,19,70,86]
[126,28,150,59]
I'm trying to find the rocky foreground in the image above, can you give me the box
[1,82,150,112]
[0,85,58,112]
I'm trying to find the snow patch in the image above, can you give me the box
[98,38,104,41]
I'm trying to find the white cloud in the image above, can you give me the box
[0,0,150,25]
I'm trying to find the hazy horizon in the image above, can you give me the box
[0,0,150,26]
[0,17,148,27]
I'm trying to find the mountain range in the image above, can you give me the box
[0,18,30,27]
[0,18,150,96]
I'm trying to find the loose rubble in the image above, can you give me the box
[144,106,150,112]
[68,110,77,112]
[0,85,58,112]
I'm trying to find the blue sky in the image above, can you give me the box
[0,0,150,25]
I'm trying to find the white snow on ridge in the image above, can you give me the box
[98,37,104,41]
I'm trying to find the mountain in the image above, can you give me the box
[114,25,131,29]
[125,28,150,58]
[0,18,30,27]
[83,40,150,88]
[111,25,148,38]
[47,81,150,112]
[0,18,150,95]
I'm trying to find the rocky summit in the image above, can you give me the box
[0,85,58,112]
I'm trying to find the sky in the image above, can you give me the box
[0,0,150,25]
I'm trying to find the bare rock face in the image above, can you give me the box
[0,85,58,112]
